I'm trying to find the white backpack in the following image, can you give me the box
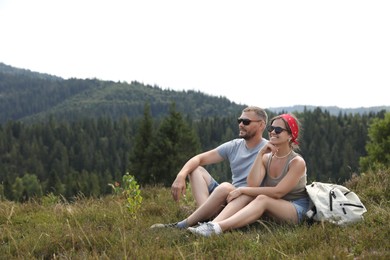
[305,182,367,226]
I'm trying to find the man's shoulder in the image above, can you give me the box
[229,138,246,145]
[223,138,268,147]
[217,138,244,150]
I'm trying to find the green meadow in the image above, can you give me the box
[0,168,389,259]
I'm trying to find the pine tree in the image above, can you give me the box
[360,112,390,171]
[129,103,154,184]
[146,103,201,186]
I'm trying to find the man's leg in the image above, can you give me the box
[188,166,214,207]
[184,182,235,227]
[150,182,235,229]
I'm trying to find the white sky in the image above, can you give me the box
[1,0,389,109]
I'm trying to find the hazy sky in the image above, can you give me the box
[1,0,389,109]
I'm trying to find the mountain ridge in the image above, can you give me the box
[265,105,389,115]
[0,62,388,123]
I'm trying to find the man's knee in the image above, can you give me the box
[214,182,235,194]
[188,166,207,179]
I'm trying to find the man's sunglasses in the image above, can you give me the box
[237,118,262,126]
[267,125,287,134]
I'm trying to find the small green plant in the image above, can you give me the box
[109,172,142,218]
[108,181,122,195]
[41,192,61,206]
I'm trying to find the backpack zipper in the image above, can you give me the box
[340,203,364,208]
[329,189,336,211]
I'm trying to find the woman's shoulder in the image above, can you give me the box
[289,152,306,166]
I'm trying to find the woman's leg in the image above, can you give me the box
[216,195,298,232]
[213,194,254,222]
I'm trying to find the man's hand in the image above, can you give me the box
[226,188,242,203]
[171,176,186,202]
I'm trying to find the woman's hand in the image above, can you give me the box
[258,143,278,157]
[227,188,242,203]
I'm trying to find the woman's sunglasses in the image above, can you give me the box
[237,118,262,126]
[267,125,287,134]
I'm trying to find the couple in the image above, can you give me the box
[151,106,310,237]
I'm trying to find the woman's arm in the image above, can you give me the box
[229,156,306,201]
[247,143,277,187]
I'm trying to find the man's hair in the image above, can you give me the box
[243,106,268,124]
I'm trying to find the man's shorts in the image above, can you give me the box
[207,177,219,194]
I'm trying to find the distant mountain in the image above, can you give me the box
[0,62,62,81]
[266,105,389,116]
[0,62,388,123]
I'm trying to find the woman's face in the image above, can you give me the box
[268,118,290,145]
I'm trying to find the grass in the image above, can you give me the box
[0,168,389,259]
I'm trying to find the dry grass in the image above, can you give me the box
[0,168,389,259]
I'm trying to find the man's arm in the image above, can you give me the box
[171,149,224,202]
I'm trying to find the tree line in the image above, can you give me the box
[0,103,387,202]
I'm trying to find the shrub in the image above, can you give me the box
[109,172,143,218]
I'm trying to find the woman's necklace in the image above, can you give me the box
[273,149,292,159]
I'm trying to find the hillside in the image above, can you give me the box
[0,63,245,123]
[0,62,388,123]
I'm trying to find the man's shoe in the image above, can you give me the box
[150,222,179,229]
[187,222,221,237]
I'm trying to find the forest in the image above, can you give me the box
[0,102,387,201]
[0,62,388,202]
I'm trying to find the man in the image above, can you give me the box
[151,106,268,229]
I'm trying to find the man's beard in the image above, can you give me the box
[240,131,254,140]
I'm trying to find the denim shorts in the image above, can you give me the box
[207,178,219,194]
[291,197,310,223]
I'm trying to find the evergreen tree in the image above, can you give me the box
[12,177,24,202]
[129,103,154,184]
[3,175,14,200]
[146,103,201,186]
[360,112,390,171]
[89,172,100,197]
[46,170,65,196]
[22,173,43,200]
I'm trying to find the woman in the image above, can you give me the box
[188,113,310,236]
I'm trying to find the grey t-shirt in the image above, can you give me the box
[216,138,268,187]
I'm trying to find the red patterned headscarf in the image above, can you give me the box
[280,114,299,145]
